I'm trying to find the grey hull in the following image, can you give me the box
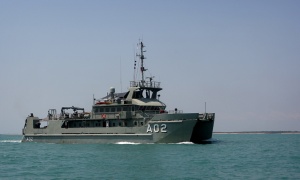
[190,119,215,143]
[22,118,200,144]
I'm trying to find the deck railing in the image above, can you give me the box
[199,113,215,120]
[130,81,161,88]
[168,110,183,114]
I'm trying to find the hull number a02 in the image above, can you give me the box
[147,124,167,133]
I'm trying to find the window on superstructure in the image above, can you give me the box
[125,122,127,126]
[117,107,121,111]
[134,121,137,126]
[113,122,115,127]
[139,106,145,111]
[119,122,122,126]
[141,122,144,126]
[111,107,116,112]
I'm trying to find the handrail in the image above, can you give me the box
[199,113,215,120]
[130,81,161,88]
[168,110,183,114]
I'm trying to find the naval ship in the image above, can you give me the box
[22,41,215,144]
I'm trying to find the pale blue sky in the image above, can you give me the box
[0,0,299,134]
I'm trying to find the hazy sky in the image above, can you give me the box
[1,0,299,134]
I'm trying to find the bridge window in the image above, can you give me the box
[139,106,145,111]
[111,107,116,112]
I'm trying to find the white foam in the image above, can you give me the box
[0,140,22,143]
[115,141,141,145]
[172,141,194,144]
[115,141,195,145]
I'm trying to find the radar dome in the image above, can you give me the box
[110,87,115,93]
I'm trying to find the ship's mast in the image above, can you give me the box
[137,41,147,86]
[130,40,162,94]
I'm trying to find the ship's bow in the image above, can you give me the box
[190,113,215,143]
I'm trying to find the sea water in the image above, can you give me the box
[0,134,299,179]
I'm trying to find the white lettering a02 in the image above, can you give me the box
[153,124,159,133]
[147,124,152,133]
[161,124,167,133]
[146,124,167,133]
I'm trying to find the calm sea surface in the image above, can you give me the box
[0,134,299,179]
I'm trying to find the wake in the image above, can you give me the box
[0,140,22,143]
[115,142,141,145]
[114,141,195,145]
